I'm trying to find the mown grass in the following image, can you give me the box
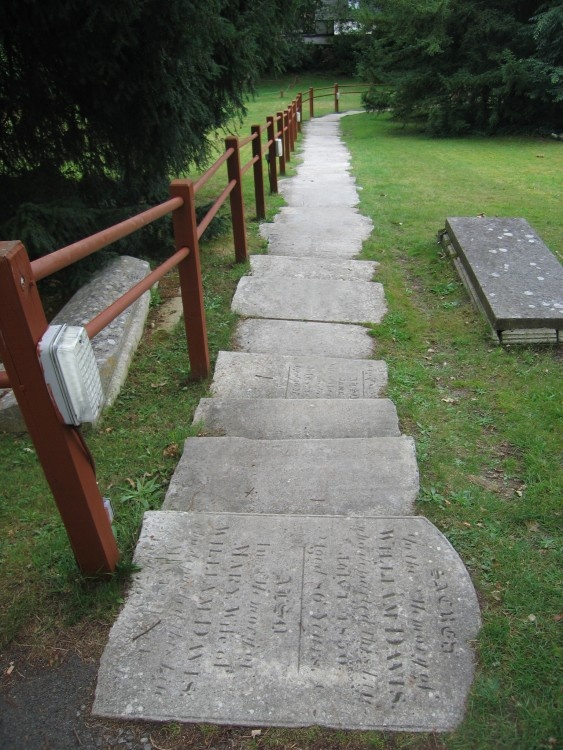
[341,113,562,750]
[0,81,561,749]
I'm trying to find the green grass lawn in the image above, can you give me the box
[341,113,562,750]
[0,81,561,749]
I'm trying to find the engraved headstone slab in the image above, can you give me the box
[249,256,378,282]
[193,398,401,439]
[94,512,481,731]
[162,436,418,515]
[234,319,375,359]
[211,352,387,400]
[445,217,563,331]
[260,207,372,259]
[232,277,386,324]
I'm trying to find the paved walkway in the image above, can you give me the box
[93,114,480,732]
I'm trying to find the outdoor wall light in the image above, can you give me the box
[275,138,283,157]
[297,111,301,122]
[38,324,104,426]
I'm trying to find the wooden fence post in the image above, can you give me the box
[309,87,314,118]
[283,110,291,163]
[290,101,296,145]
[266,116,278,193]
[251,125,266,220]
[287,105,295,155]
[276,111,286,175]
[335,82,339,113]
[0,241,119,575]
[224,136,248,263]
[169,180,210,379]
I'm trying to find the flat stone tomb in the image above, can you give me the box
[445,217,563,338]
[232,277,386,325]
[93,511,481,731]
[234,319,375,359]
[211,351,387,400]
[162,436,418,515]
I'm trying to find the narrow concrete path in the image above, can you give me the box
[94,114,480,732]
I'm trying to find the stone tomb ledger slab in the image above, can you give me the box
[445,217,563,337]
[94,511,481,731]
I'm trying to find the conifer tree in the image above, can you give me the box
[0,0,310,258]
[359,0,563,135]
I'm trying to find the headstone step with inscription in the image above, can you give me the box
[162,436,419,515]
[193,398,401,439]
[211,351,387,400]
[93,511,481,731]
[232,277,386,324]
[279,182,361,207]
[248,256,379,282]
[234,319,375,359]
[260,207,372,259]
[441,217,562,343]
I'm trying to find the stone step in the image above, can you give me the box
[162,435,418,515]
[234,319,375,359]
[260,207,372,259]
[232,277,386,324]
[249,255,378,281]
[94,510,481,731]
[279,182,360,207]
[211,351,387,399]
[193,398,401,439]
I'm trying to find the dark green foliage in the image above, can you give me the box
[359,0,563,135]
[0,0,307,263]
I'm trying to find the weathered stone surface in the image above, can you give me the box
[0,255,150,432]
[279,181,360,207]
[234,319,375,359]
[249,255,378,282]
[162,435,418,515]
[232,277,386,324]
[445,217,563,334]
[260,207,373,259]
[211,351,387,399]
[94,511,480,731]
[193,398,401,439]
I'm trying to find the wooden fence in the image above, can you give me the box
[0,82,368,574]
